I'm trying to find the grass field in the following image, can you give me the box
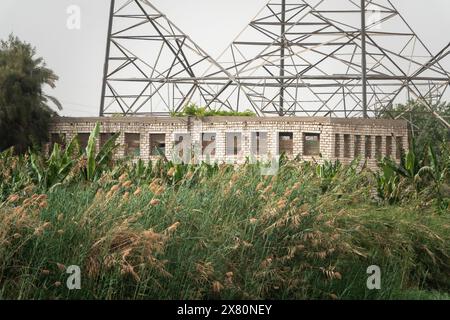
[1,151,449,299]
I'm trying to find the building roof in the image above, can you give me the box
[52,116,408,128]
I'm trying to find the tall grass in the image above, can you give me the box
[0,158,449,299]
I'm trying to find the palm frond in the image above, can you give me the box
[42,94,63,111]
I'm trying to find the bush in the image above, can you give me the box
[171,103,256,117]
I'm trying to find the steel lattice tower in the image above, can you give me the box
[100,0,450,128]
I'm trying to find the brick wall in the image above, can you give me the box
[49,116,408,170]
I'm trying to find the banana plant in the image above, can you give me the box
[416,145,449,205]
[376,158,401,204]
[316,160,342,192]
[83,122,120,182]
[29,135,79,190]
[381,140,423,192]
[126,159,154,184]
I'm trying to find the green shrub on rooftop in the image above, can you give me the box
[171,103,256,117]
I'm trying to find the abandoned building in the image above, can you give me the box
[49,116,408,169]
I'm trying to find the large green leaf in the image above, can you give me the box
[405,149,416,178]
[30,153,43,186]
[94,132,120,181]
[86,123,100,181]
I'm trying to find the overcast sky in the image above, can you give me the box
[1,0,449,116]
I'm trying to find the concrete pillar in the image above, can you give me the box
[141,131,150,162]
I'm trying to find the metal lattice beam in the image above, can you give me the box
[100,0,243,116]
[100,0,450,128]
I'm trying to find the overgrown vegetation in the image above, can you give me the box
[376,142,450,209]
[0,124,449,300]
[171,103,256,118]
[0,35,61,154]
[382,100,450,159]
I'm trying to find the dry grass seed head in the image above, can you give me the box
[41,269,50,275]
[256,182,264,192]
[118,173,128,183]
[95,188,105,199]
[166,222,180,234]
[150,198,160,206]
[260,257,273,268]
[110,184,120,193]
[7,194,20,203]
[185,171,194,180]
[121,264,140,282]
[212,281,224,294]
[277,199,287,210]
[196,262,214,283]
[167,167,176,177]
[39,201,48,209]
[133,188,142,196]
[284,189,293,198]
[57,263,66,271]
[121,180,133,188]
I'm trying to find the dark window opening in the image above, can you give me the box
[386,136,393,158]
[354,135,362,158]
[365,136,372,159]
[76,133,90,151]
[344,134,351,158]
[375,136,382,159]
[396,136,404,160]
[150,134,166,156]
[100,133,116,149]
[125,133,140,157]
[279,132,294,155]
[50,133,66,151]
[303,133,320,156]
[335,134,340,158]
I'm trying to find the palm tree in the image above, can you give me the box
[0,34,62,153]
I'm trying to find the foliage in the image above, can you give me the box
[376,158,402,204]
[376,141,450,208]
[381,100,450,159]
[0,125,449,300]
[0,148,33,200]
[171,103,256,118]
[0,154,449,300]
[83,123,120,182]
[316,159,342,192]
[8,123,120,193]
[0,34,61,154]
[30,136,80,191]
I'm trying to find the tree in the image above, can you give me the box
[0,35,61,154]
[381,100,450,159]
